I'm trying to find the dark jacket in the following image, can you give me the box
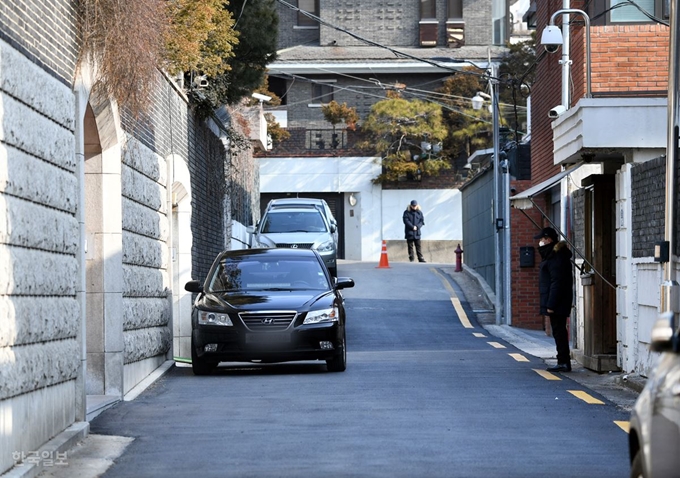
[403,205,425,240]
[537,240,573,317]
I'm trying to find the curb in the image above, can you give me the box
[3,422,89,478]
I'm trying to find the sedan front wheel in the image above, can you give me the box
[191,339,218,376]
[326,330,346,372]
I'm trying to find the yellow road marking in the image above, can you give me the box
[488,341,506,349]
[432,268,474,328]
[568,390,605,405]
[509,353,529,362]
[533,369,561,380]
[473,332,486,338]
[614,421,630,433]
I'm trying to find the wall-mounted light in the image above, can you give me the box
[348,193,357,207]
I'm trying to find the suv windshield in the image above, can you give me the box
[261,210,328,234]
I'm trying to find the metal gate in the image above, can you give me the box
[260,192,345,259]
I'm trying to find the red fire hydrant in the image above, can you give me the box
[454,244,463,272]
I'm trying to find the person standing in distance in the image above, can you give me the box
[534,227,573,372]
[403,200,426,263]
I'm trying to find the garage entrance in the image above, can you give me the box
[260,192,345,259]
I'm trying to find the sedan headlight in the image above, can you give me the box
[197,310,233,326]
[303,307,338,324]
[314,239,334,253]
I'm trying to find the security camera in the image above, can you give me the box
[541,25,563,54]
[252,92,272,102]
[548,105,567,119]
[193,75,208,88]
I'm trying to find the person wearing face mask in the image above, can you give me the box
[403,200,426,263]
[534,227,573,372]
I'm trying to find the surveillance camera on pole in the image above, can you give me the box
[541,24,563,53]
[252,92,272,103]
[193,75,209,88]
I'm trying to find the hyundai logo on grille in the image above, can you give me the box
[262,318,275,325]
[291,244,298,249]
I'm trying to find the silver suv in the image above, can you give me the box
[264,198,338,247]
[248,206,338,276]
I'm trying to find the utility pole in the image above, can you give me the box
[662,0,680,327]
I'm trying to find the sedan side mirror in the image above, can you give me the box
[185,280,203,293]
[334,277,355,290]
[330,224,337,233]
[650,313,675,352]
[246,225,256,234]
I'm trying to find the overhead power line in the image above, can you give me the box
[273,0,504,82]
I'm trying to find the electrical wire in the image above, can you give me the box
[273,0,505,83]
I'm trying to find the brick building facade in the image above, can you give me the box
[523,0,674,374]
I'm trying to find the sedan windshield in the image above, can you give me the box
[207,256,330,292]
[261,210,328,233]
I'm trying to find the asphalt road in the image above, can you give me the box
[73,261,631,477]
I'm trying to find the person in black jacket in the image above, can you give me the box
[534,227,573,372]
[403,200,426,263]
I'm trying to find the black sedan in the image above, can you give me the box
[184,248,354,375]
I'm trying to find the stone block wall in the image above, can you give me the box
[121,139,172,365]
[0,36,80,474]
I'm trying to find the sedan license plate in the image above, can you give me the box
[246,333,291,345]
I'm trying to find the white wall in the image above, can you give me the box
[381,189,462,241]
[259,156,463,261]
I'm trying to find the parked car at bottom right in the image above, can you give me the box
[629,312,680,478]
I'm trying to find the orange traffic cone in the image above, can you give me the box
[377,240,390,268]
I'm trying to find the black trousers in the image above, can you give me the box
[549,314,571,364]
[407,239,424,261]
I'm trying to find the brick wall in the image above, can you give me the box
[276,2,320,50]
[510,180,545,330]
[530,0,566,185]
[276,0,492,49]
[590,24,669,94]
[631,156,665,258]
[0,0,79,86]
[281,73,455,129]
[532,2,669,186]
[121,78,259,282]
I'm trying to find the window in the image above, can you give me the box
[297,0,319,27]
[589,0,668,24]
[420,0,436,19]
[610,0,656,21]
[311,83,333,105]
[447,0,463,19]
